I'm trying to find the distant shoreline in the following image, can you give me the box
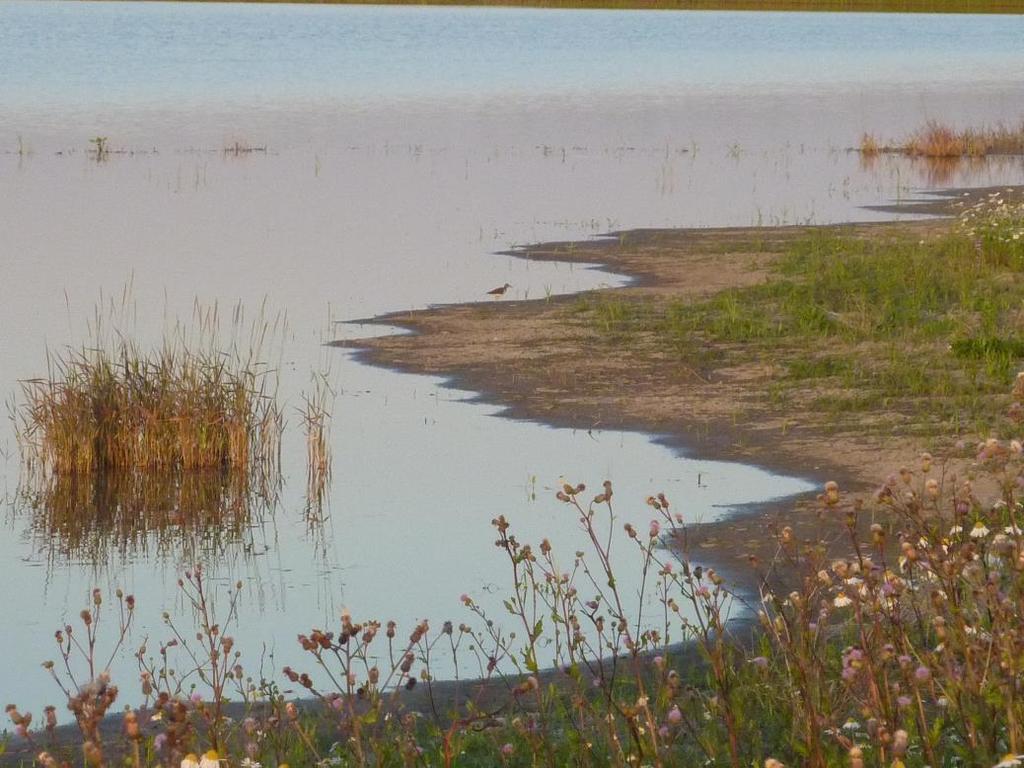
[84,0,1024,15]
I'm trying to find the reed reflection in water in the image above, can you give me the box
[16,467,282,569]
[858,152,1024,188]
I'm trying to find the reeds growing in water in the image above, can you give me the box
[860,120,1024,158]
[14,299,284,479]
[299,370,334,507]
[11,297,288,565]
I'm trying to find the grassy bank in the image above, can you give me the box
[136,0,1024,13]
[573,193,1024,442]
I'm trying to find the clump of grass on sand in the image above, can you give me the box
[575,192,1024,440]
[14,301,283,477]
[860,121,1024,158]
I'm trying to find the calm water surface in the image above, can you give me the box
[1,2,1023,714]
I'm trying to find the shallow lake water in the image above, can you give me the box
[1,1,1023,715]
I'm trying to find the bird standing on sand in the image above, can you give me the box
[487,282,512,298]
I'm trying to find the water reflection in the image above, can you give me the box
[859,152,1024,188]
[16,469,281,569]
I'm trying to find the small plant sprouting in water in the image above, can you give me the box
[299,370,334,506]
[223,140,268,157]
[858,132,880,156]
[89,136,109,162]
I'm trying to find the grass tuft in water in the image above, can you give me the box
[299,370,335,506]
[14,300,284,478]
[860,120,1024,158]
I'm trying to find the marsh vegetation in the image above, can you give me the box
[860,122,1024,159]
[8,299,341,569]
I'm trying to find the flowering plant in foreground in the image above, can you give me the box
[12,377,1024,766]
[958,192,1024,266]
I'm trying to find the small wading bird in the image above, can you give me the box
[487,282,512,298]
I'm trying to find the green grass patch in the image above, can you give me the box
[575,225,1024,435]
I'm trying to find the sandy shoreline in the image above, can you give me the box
[339,189,1007,484]
[333,187,1023,596]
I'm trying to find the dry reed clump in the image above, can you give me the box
[14,310,283,478]
[859,120,1024,158]
[858,132,880,156]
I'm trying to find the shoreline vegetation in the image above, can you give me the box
[120,0,1024,13]
[861,122,1024,159]
[344,187,1024,490]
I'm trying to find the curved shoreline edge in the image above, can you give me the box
[332,186,1019,589]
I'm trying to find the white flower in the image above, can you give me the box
[240,760,262,768]
[1006,525,1023,535]
[970,522,990,539]
[833,592,852,608]
[949,525,963,536]
[181,757,200,768]
[841,719,860,731]
[993,755,1024,768]
[199,752,221,768]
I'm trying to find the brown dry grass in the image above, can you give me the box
[861,121,1024,159]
